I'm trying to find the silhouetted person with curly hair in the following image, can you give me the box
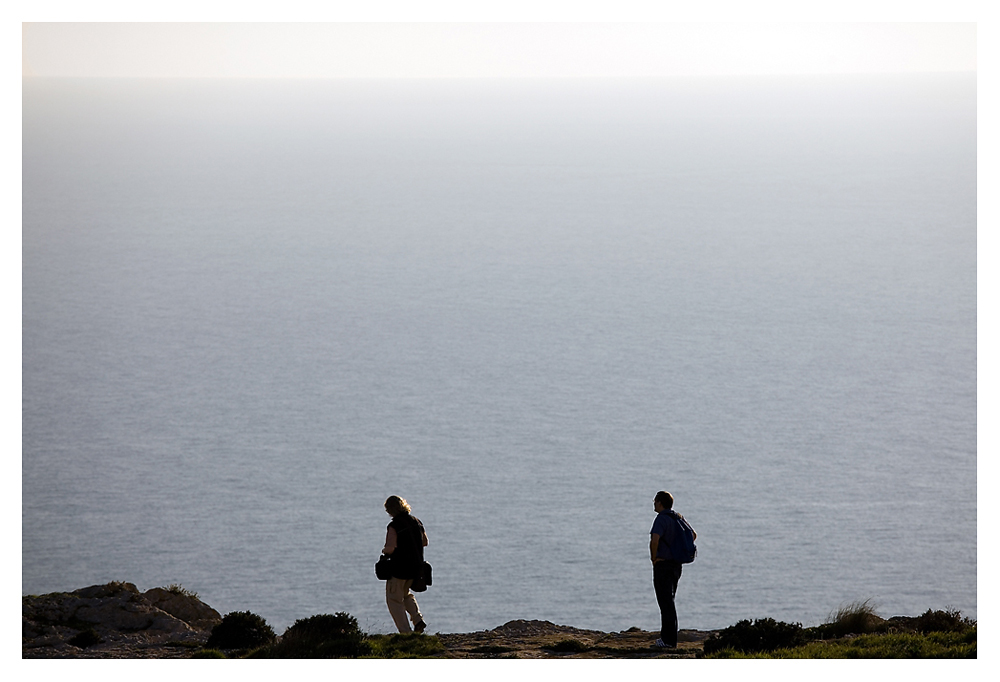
[382,495,428,633]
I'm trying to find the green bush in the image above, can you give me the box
[258,612,371,658]
[285,612,362,641]
[549,639,589,653]
[207,611,277,650]
[68,628,102,648]
[703,618,807,655]
[915,608,974,634]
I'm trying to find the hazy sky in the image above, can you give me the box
[22,22,976,78]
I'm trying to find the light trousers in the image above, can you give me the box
[386,577,423,633]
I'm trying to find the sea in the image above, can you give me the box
[22,74,977,635]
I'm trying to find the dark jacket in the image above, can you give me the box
[387,513,425,580]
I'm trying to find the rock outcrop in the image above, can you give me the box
[143,586,222,631]
[23,582,222,658]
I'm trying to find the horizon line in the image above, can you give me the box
[21,70,978,80]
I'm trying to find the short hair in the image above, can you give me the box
[385,495,411,516]
[654,491,674,509]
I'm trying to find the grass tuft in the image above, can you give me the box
[816,598,884,638]
[164,584,199,599]
[363,632,447,658]
[192,648,227,658]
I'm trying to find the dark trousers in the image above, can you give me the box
[653,560,683,646]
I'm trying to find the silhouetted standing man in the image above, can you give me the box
[650,490,696,649]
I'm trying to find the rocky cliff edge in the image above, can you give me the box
[23,582,221,658]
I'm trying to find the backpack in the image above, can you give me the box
[667,511,698,564]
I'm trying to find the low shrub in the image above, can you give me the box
[703,618,807,655]
[206,611,277,650]
[68,628,102,648]
[258,612,371,658]
[549,639,589,653]
[705,628,976,659]
[285,612,362,641]
[915,608,975,633]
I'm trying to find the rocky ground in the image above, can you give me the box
[436,620,712,658]
[22,582,220,659]
[23,582,710,659]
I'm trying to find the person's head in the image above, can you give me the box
[654,491,674,511]
[384,495,411,517]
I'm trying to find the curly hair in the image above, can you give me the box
[384,495,411,516]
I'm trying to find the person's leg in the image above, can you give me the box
[403,589,424,631]
[653,562,681,646]
[667,563,682,645]
[386,578,413,633]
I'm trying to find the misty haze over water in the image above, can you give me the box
[22,74,976,633]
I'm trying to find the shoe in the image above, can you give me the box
[652,638,676,649]
[414,620,427,633]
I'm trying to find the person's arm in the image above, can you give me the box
[382,527,397,555]
[650,533,661,563]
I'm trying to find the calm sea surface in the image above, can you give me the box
[22,75,976,634]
